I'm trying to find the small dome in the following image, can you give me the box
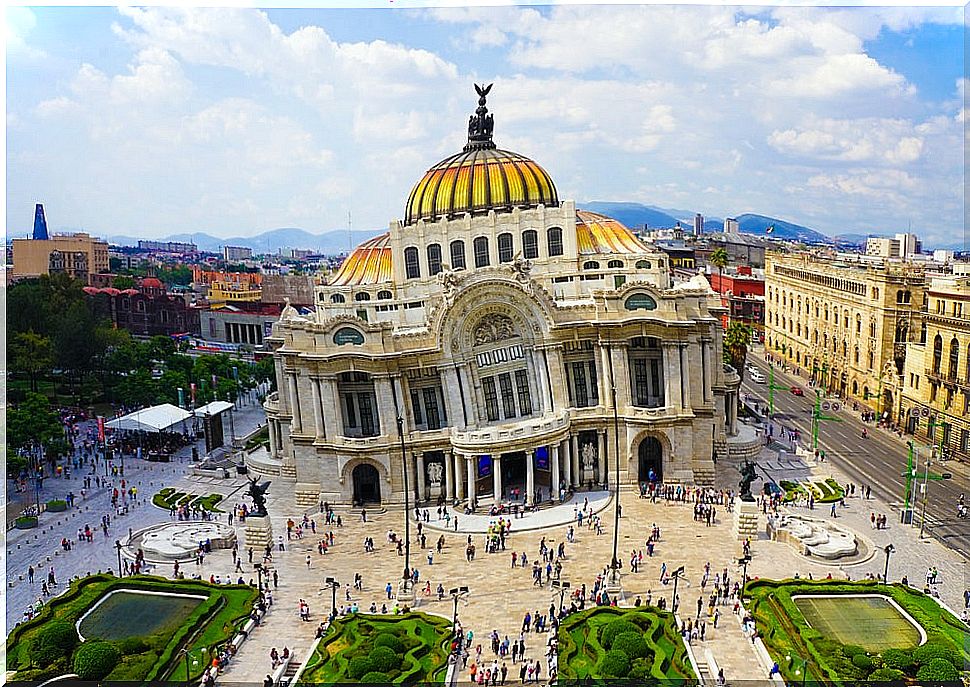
[121,288,139,295]
[82,286,99,295]
[330,233,392,286]
[576,211,649,255]
[403,83,558,226]
[142,277,163,289]
[101,287,121,296]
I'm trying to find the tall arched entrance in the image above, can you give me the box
[637,437,663,483]
[352,463,381,504]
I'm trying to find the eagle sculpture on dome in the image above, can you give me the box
[467,83,496,148]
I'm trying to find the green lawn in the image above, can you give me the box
[556,606,696,682]
[302,613,453,684]
[781,478,845,504]
[6,574,257,683]
[745,579,969,684]
[152,487,224,512]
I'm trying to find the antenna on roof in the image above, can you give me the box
[348,210,353,254]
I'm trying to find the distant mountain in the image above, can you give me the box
[579,202,683,229]
[731,213,827,243]
[108,228,383,255]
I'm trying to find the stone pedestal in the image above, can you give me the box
[734,498,759,540]
[396,580,416,607]
[604,568,623,596]
[245,515,274,551]
[581,468,595,488]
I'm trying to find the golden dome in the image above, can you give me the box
[403,83,559,226]
[576,211,649,255]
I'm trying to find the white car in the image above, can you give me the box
[749,371,766,384]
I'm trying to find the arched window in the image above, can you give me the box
[498,233,514,263]
[355,292,371,301]
[920,323,927,343]
[868,351,874,368]
[896,290,904,304]
[895,323,908,343]
[869,321,877,338]
[427,243,443,276]
[948,337,959,379]
[854,346,860,364]
[852,381,858,395]
[377,290,392,300]
[932,334,943,374]
[473,236,490,267]
[331,293,346,303]
[856,314,862,334]
[522,230,539,259]
[404,246,420,279]
[450,240,466,270]
[547,227,563,256]
[583,261,600,270]
[608,259,624,269]
[635,260,651,269]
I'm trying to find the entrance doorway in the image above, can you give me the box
[637,437,663,483]
[352,463,381,504]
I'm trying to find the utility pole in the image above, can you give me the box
[811,390,843,451]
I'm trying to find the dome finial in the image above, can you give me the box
[465,82,496,151]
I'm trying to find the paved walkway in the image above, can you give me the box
[419,490,613,533]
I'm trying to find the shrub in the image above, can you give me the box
[850,653,872,670]
[600,650,631,677]
[628,658,659,682]
[868,667,904,682]
[15,516,38,529]
[915,657,959,681]
[117,637,150,654]
[360,671,390,682]
[841,644,865,658]
[348,655,375,679]
[46,499,68,512]
[73,641,121,680]
[879,648,913,671]
[912,641,961,668]
[30,620,79,665]
[369,646,397,673]
[373,633,404,654]
[600,619,641,649]
[612,631,649,659]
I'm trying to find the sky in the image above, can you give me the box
[5,4,967,249]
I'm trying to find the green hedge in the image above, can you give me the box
[152,489,223,513]
[46,499,68,512]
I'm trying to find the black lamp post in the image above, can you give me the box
[396,416,412,594]
[883,544,895,583]
[254,563,264,592]
[738,555,751,594]
[671,565,685,613]
[606,340,622,588]
[326,576,340,619]
[551,580,571,613]
[449,586,469,639]
[115,540,124,577]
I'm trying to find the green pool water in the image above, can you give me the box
[792,595,922,651]
[78,591,205,641]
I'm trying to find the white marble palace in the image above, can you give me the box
[256,85,740,509]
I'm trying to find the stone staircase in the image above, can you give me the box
[280,655,302,685]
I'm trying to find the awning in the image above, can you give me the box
[105,404,193,432]
[193,401,234,417]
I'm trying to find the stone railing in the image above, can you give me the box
[263,391,279,414]
[450,409,570,453]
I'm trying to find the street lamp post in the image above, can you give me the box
[254,563,264,593]
[738,555,751,593]
[396,416,413,601]
[551,580,571,614]
[325,577,340,620]
[883,544,895,583]
[115,540,124,577]
[670,566,685,613]
[449,586,469,642]
[605,340,622,591]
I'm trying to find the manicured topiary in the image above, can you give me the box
[600,649,631,677]
[915,657,959,681]
[15,516,38,529]
[73,641,121,680]
[627,658,659,682]
[868,667,904,682]
[373,633,404,654]
[600,619,641,649]
[46,499,68,512]
[369,646,397,673]
[879,648,913,671]
[912,641,961,668]
[30,620,79,665]
[612,631,649,659]
[117,637,150,654]
[841,644,865,658]
[850,653,872,670]
[348,655,375,679]
[360,671,390,682]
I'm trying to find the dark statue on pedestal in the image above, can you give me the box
[247,477,271,517]
[738,461,757,502]
[465,83,496,151]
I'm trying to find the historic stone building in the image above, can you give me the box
[764,252,926,418]
[255,86,739,508]
[899,276,970,460]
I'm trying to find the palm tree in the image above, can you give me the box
[709,247,729,291]
[723,320,752,382]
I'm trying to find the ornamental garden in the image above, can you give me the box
[746,579,969,683]
[6,574,257,683]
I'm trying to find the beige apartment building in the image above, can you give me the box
[12,233,110,284]
[764,252,926,419]
[899,276,970,460]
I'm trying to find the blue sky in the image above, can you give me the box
[6,5,966,248]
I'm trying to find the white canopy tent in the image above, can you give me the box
[193,401,234,417]
[105,404,193,433]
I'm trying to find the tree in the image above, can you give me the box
[723,320,752,382]
[8,393,63,452]
[9,331,54,392]
[709,247,729,290]
[112,275,135,290]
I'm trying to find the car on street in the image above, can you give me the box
[790,386,804,396]
[749,371,766,384]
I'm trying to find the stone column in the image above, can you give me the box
[597,429,607,487]
[466,455,476,507]
[597,345,611,406]
[701,338,712,404]
[393,375,412,433]
[322,375,339,437]
[531,349,551,413]
[445,450,455,501]
[546,346,569,410]
[492,454,503,505]
[310,377,325,439]
[562,438,572,488]
[287,372,303,434]
[679,343,692,410]
[268,419,278,457]
[454,453,465,501]
[570,434,580,487]
[610,343,631,407]
[551,444,561,501]
[374,376,396,436]
[663,344,682,409]
[441,366,466,429]
[407,453,419,503]
[457,364,478,425]
[526,451,535,506]
[416,452,427,502]
[275,360,288,413]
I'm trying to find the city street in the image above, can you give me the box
[742,352,970,558]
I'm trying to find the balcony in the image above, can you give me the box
[263,391,279,414]
[450,409,571,454]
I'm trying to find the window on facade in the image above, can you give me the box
[498,233,514,263]
[450,240,466,270]
[474,237,490,267]
[948,337,959,379]
[427,243,443,276]
[377,290,392,300]
[424,388,443,429]
[404,246,420,279]
[547,227,563,256]
[870,321,877,338]
[499,373,517,418]
[355,292,371,301]
[608,260,624,269]
[854,347,860,364]
[409,389,424,425]
[522,230,539,259]
[932,334,943,374]
[514,369,533,416]
[571,363,590,407]
[331,293,346,303]
[868,351,874,368]
[344,394,358,428]
[856,315,862,333]
[635,260,651,269]
[482,376,500,421]
[358,393,376,436]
